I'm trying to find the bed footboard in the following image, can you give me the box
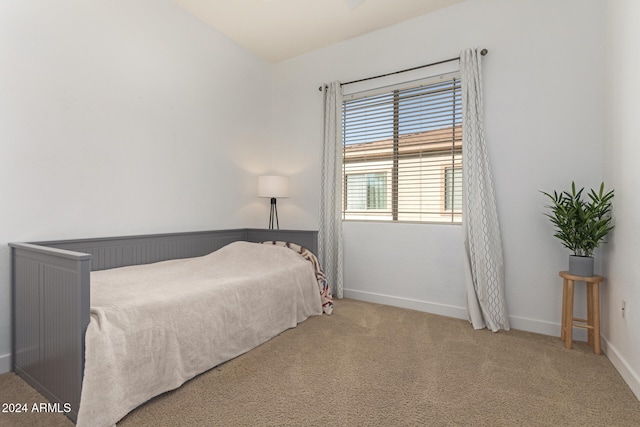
[10,243,90,423]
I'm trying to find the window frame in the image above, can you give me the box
[344,171,390,212]
[443,163,463,216]
[341,72,463,225]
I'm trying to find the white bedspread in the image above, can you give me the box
[76,241,322,427]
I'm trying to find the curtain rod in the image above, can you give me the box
[318,48,487,92]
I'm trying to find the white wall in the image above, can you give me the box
[0,0,271,372]
[602,0,640,399]
[272,0,605,332]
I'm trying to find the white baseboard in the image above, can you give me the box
[343,289,583,339]
[343,289,638,400]
[601,338,640,400]
[0,353,11,374]
[508,315,588,342]
[507,315,558,336]
[343,288,468,321]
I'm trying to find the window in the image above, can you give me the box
[342,72,462,223]
[346,172,388,211]
[444,165,462,212]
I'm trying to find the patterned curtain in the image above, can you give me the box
[319,82,344,298]
[460,48,509,332]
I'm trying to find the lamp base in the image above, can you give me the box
[268,197,279,230]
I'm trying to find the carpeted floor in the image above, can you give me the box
[1,298,639,426]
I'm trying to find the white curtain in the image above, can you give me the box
[460,48,509,332]
[319,82,344,298]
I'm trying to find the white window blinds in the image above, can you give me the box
[342,72,462,223]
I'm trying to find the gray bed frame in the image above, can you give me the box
[9,228,317,423]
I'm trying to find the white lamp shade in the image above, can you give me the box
[258,175,289,198]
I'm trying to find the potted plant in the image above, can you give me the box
[541,182,614,276]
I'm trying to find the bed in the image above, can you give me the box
[9,228,330,426]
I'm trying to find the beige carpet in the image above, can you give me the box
[1,299,639,426]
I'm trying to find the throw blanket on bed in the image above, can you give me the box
[76,241,322,427]
[261,241,333,315]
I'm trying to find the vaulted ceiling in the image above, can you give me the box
[172,0,465,63]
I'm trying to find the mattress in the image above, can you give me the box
[76,241,322,427]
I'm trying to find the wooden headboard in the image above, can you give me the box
[26,228,317,271]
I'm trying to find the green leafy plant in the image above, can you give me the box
[541,182,614,257]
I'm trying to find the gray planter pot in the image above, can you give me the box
[568,255,594,277]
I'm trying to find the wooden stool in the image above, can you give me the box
[560,271,604,355]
